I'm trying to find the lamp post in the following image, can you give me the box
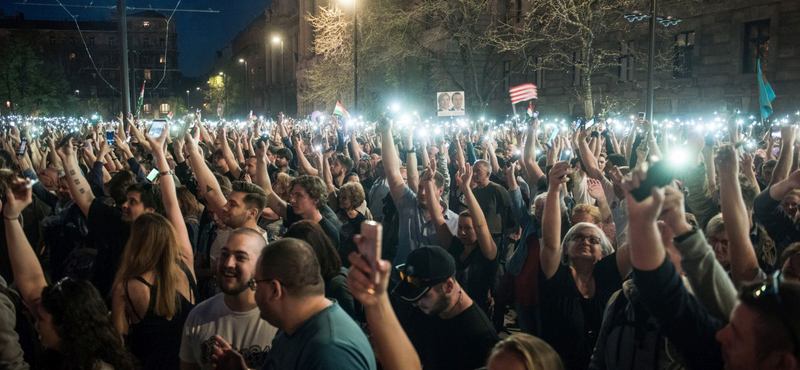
[340,0,357,112]
[239,58,249,113]
[186,90,190,110]
[219,71,227,119]
[272,36,286,112]
[625,0,681,121]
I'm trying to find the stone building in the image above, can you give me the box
[0,10,181,118]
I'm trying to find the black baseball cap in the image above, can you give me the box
[392,246,456,302]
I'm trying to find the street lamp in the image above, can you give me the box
[239,58,249,112]
[272,36,286,112]
[340,0,357,112]
[219,72,227,119]
[186,90,190,110]
[625,0,681,121]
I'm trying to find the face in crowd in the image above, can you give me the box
[217,231,263,296]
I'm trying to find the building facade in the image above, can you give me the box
[0,10,181,118]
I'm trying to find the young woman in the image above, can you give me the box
[2,173,136,370]
[110,126,197,369]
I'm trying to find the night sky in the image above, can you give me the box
[3,0,272,77]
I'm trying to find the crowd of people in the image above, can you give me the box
[0,108,798,370]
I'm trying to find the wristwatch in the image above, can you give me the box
[159,169,175,177]
[401,148,416,154]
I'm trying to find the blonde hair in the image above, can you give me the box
[338,182,365,211]
[275,172,294,202]
[705,213,726,238]
[488,333,564,370]
[176,186,203,217]
[571,204,602,224]
[113,213,184,318]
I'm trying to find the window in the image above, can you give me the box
[743,19,770,73]
[49,36,56,45]
[88,37,95,46]
[69,53,76,60]
[142,21,150,27]
[572,51,583,86]
[160,103,170,114]
[143,103,152,113]
[535,57,545,88]
[144,69,152,80]
[503,60,511,92]
[159,38,166,47]
[159,55,165,64]
[109,37,116,47]
[142,37,150,47]
[619,41,634,82]
[674,31,695,78]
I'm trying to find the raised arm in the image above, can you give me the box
[185,130,227,216]
[294,136,319,176]
[523,118,545,185]
[254,141,288,220]
[578,128,605,181]
[219,128,243,180]
[376,114,406,203]
[403,130,419,195]
[462,163,497,260]
[148,126,194,275]
[541,161,570,279]
[587,178,613,224]
[769,126,796,186]
[57,139,95,217]
[422,166,454,250]
[2,180,48,310]
[624,169,666,271]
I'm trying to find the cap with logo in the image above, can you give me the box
[392,246,456,302]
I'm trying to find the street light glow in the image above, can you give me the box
[219,72,224,76]
[239,58,245,63]
[272,36,281,44]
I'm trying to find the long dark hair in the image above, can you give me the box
[41,278,137,370]
[284,221,342,281]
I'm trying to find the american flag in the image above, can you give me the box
[509,83,538,104]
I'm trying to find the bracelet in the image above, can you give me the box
[401,148,416,154]
[3,215,19,221]
[159,169,175,177]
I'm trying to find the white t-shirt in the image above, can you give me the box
[180,293,278,370]
[601,176,629,247]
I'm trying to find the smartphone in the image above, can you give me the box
[638,112,646,120]
[532,111,539,119]
[575,119,584,132]
[630,160,674,202]
[257,134,269,148]
[106,130,115,146]
[146,168,159,182]
[585,118,596,129]
[508,153,521,164]
[148,119,167,138]
[17,139,27,156]
[359,221,383,282]
[772,127,782,138]
[559,148,572,161]
[59,132,79,148]
[548,128,559,145]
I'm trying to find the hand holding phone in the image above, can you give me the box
[106,130,116,147]
[358,221,383,284]
[146,168,160,182]
[148,120,167,138]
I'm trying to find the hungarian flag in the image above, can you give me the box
[166,111,174,121]
[333,101,350,118]
[509,83,538,104]
[135,81,146,116]
[526,101,534,120]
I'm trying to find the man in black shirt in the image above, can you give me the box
[393,246,499,370]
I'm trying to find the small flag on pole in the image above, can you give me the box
[509,83,538,104]
[166,111,174,121]
[135,81,146,116]
[757,59,776,121]
[526,101,534,120]
[333,101,350,118]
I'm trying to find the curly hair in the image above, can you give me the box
[275,172,295,202]
[40,278,137,370]
[338,182,365,211]
[291,175,328,209]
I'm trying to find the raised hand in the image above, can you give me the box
[548,161,571,190]
[376,112,392,133]
[660,183,693,236]
[456,163,473,190]
[347,251,391,308]
[210,335,248,370]
[146,122,169,154]
[1,179,34,219]
[714,144,738,176]
[623,168,665,224]
[587,177,606,200]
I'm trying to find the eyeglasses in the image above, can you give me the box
[707,237,730,247]
[571,234,601,245]
[247,278,278,291]
[747,271,800,358]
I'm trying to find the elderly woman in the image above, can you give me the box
[539,161,631,370]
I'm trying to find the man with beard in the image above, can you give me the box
[211,238,375,370]
[395,246,499,370]
[180,228,277,370]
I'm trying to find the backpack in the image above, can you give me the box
[596,287,685,370]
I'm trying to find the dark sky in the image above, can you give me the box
[3,0,272,77]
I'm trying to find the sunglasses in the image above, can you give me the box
[746,271,800,358]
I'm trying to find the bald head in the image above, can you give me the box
[258,238,324,297]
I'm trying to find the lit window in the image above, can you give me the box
[743,19,770,73]
[143,104,152,113]
[142,37,149,47]
[159,55,165,64]
[144,69,152,80]
[674,31,695,78]
[142,21,150,27]
[69,53,76,60]
[160,103,170,114]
